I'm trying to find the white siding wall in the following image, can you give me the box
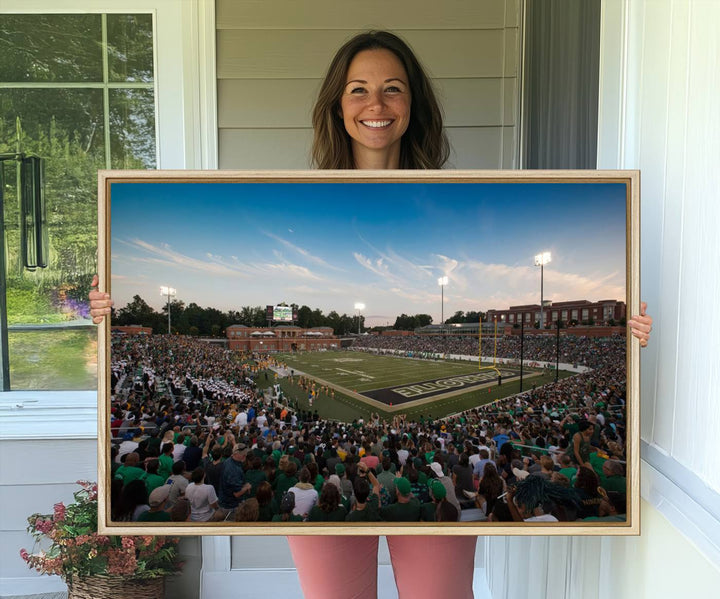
[486,1,720,596]
[216,0,521,169]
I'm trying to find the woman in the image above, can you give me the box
[255,481,277,522]
[569,420,595,468]
[308,482,348,522]
[476,462,505,517]
[112,479,149,522]
[574,466,607,519]
[90,29,653,599]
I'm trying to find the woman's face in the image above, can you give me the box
[340,48,411,165]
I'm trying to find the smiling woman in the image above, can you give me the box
[311,31,448,170]
[340,48,412,169]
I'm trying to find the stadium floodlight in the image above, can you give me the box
[354,302,365,334]
[534,252,551,329]
[160,286,176,334]
[437,276,448,331]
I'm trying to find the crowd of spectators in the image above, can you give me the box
[109,332,629,524]
[351,332,625,370]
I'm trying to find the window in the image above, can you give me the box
[1,13,156,390]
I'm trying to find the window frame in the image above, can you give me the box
[0,0,217,437]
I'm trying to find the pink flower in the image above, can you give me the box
[121,537,135,549]
[107,548,137,576]
[34,518,53,534]
[19,549,29,562]
[53,503,66,522]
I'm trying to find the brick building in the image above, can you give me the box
[226,324,337,352]
[111,325,153,335]
[485,299,626,329]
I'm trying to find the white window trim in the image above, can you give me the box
[642,444,720,567]
[0,391,97,440]
[598,0,720,569]
[0,1,217,436]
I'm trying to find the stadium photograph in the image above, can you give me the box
[100,172,634,533]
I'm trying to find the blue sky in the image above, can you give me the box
[110,181,627,327]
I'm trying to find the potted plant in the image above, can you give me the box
[20,480,182,599]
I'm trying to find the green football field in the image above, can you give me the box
[269,350,570,423]
[278,350,492,392]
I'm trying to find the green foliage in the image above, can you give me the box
[9,329,97,390]
[114,296,367,336]
[446,310,484,324]
[6,282,63,324]
[393,313,433,330]
[2,14,156,334]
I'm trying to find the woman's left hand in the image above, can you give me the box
[627,301,652,348]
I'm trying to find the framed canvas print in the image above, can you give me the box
[97,170,640,536]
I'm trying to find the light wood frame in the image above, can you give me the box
[97,169,640,536]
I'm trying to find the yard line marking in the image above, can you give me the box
[335,368,374,379]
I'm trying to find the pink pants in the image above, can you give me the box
[287,535,477,599]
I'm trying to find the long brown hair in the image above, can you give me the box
[311,30,449,169]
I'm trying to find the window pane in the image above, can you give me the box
[0,89,106,160]
[2,88,103,390]
[8,329,97,390]
[107,14,154,83]
[0,14,102,82]
[109,89,156,168]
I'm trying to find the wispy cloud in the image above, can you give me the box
[353,252,404,285]
[460,259,624,309]
[266,263,323,280]
[265,232,344,271]
[119,238,251,277]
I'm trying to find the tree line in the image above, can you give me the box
[113,296,371,337]
[111,296,486,337]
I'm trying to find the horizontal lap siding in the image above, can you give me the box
[216,0,517,30]
[0,439,96,579]
[216,0,521,169]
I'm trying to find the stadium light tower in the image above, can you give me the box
[354,302,365,334]
[438,276,448,332]
[160,286,176,334]
[534,252,551,329]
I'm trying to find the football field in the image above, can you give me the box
[273,351,555,420]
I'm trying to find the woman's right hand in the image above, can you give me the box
[89,274,113,324]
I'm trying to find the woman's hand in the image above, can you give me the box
[89,274,113,324]
[627,301,653,348]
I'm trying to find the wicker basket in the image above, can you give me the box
[67,575,165,599]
